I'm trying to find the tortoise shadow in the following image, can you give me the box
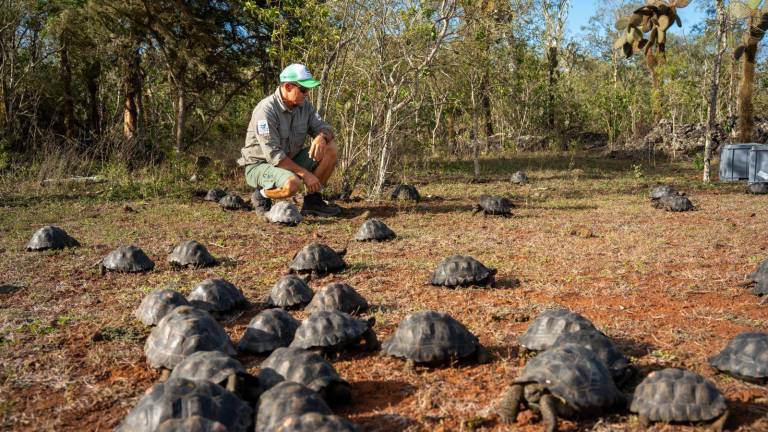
[611,336,656,359]
[351,413,421,432]
[336,379,416,415]
[727,398,768,430]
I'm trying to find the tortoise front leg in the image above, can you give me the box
[363,329,380,351]
[475,345,491,364]
[638,415,651,428]
[497,384,524,424]
[225,374,238,393]
[709,410,728,432]
[405,359,416,372]
[540,393,558,432]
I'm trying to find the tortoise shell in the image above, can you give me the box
[269,413,358,432]
[116,378,252,432]
[518,308,596,351]
[265,275,314,309]
[552,328,633,383]
[101,246,155,272]
[306,283,369,315]
[25,226,80,251]
[653,194,694,212]
[167,240,216,268]
[258,347,349,396]
[204,188,227,202]
[187,279,246,313]
[390,184,420,202]
[709,332,768,383]
[510,171,528,184]
[288,243,347,276]
[168,350,245,385]
[238,309,300,355]
[649,184,677,200]
[156,416,228,432]
[256,382,332,432]
[354,219,396,241]
[134,288,189,326]
[290,311,372,351]
[144,306,235,369]
[382,311,483,365]
[746,183,768,195]
[474,195,513,216]
[219,194,247,210]
[265,201,304,226]
[630,368,727,423]
[515,343,624,414]
[430,255,496,287]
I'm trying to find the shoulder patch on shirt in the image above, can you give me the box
[315,112,322,121]
[257,119,269,135]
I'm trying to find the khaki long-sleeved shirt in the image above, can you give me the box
[238,87,333,167]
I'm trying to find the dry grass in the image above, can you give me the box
[1,152,767,431]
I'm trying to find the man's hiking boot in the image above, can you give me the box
[302,192,341,217]
[251,189,272,214]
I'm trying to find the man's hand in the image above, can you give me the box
[309,134,329,162]
[302,171,322,193]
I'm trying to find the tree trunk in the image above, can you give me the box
[122,48,142,142]
[547,46,557,129]
[175,86,187,153]
[481,69,494,141]
[737,15,759,143]
[704,0,726,183]
[60,42,75,140]
[85,61,101,139]
[374,106,394,197]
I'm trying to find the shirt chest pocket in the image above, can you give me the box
[290,121,308,150]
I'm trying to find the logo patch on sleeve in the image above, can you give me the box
[257,119,269,135]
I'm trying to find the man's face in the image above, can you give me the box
[281,83,308,107]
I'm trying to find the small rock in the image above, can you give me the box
[570,227,594,238]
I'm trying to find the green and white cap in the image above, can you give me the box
[279,64,321,89]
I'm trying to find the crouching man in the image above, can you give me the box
[238,63,341,216]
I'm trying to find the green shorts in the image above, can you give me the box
[244,147,318,190]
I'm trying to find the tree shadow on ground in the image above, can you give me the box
[422,153,682,178]
[525,203,599,211]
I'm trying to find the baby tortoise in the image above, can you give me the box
[472,195,513,217]
[265,275,314,309]
[290,310,379,357]
[306,283,369,315]
[25,226,80,251]
[498,344,625,432]
[168,350,262,404]
[238,309,300,355]
[430,255,497,287]
[258,347,352,404]
[100,245,155,273]
[134,288,189,326]
[382,311,490,369]
[289,243,347,276]
[116,378,252,432]
[630,368,728,431]
[709,332,768,384]
[167,240,216,268]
